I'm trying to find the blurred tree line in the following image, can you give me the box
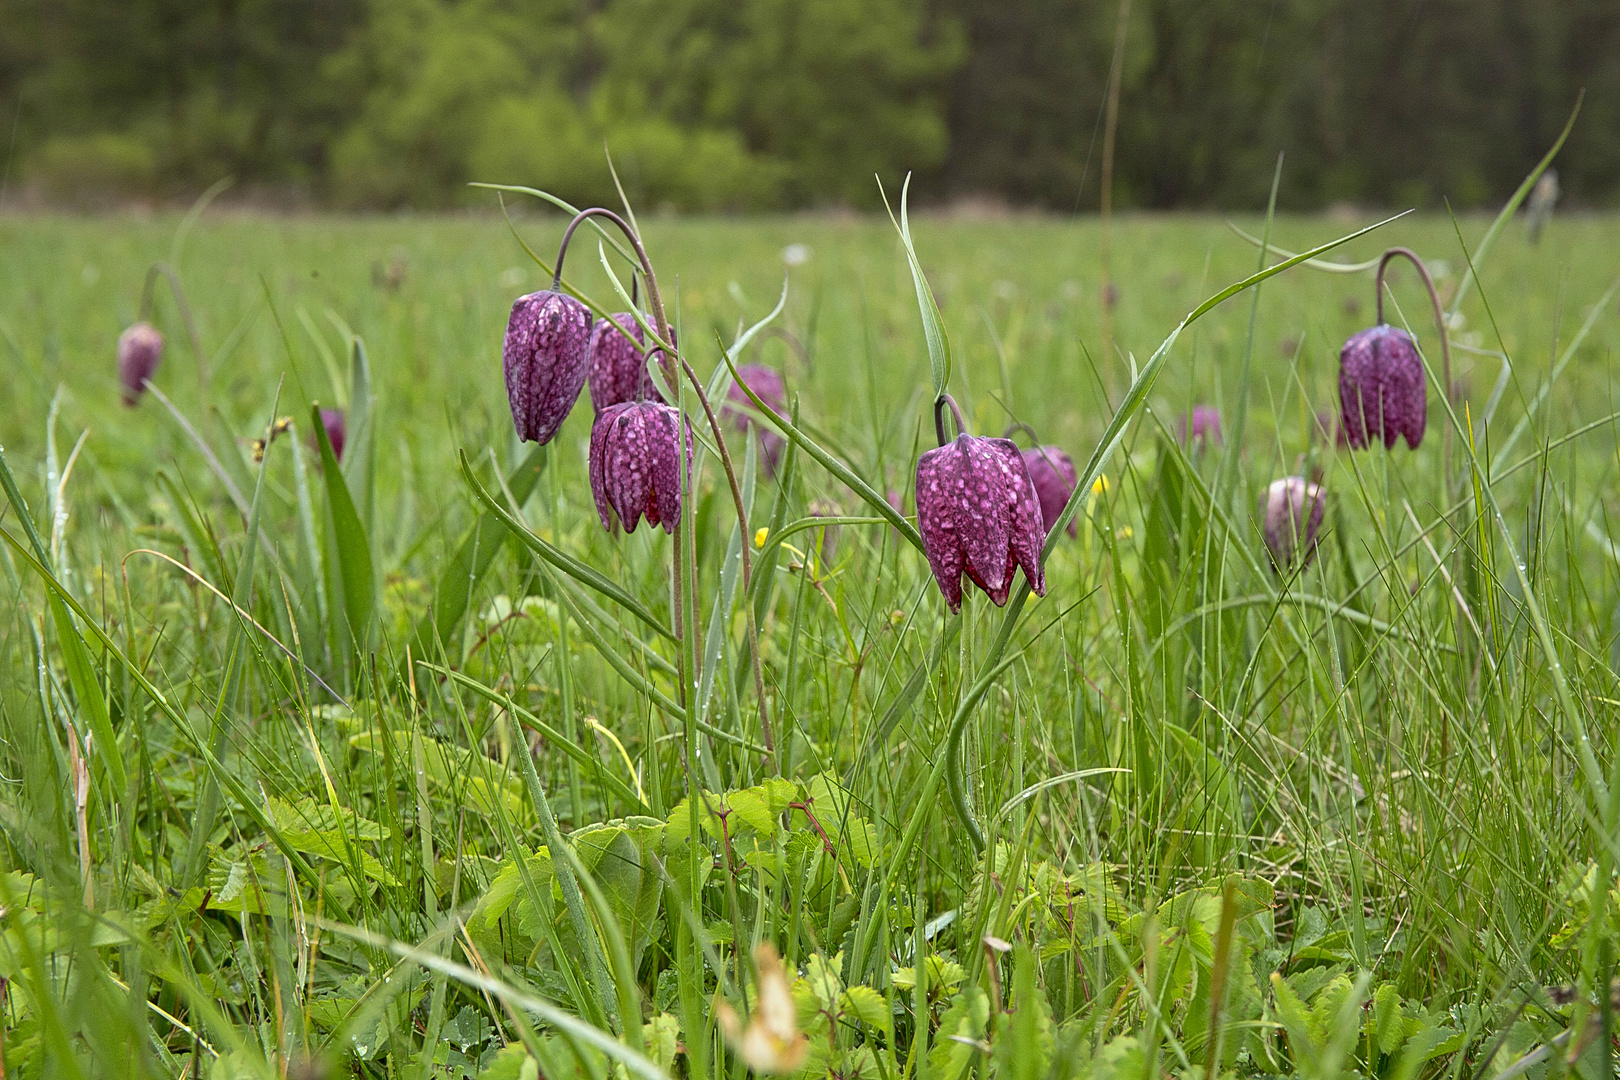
[2,0,1616,211]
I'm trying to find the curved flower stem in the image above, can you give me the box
[1001,421,1040,446]
[934,393,967,447]
[140,261,208,398]
[557,208,775,763]
[1376,246,1453,482]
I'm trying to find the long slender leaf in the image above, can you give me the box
[314,403,375,663]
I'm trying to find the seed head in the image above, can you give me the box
[588,313,668,412]
[1261,476,1325,572]
[1339,323,1426,450]
[725,364,787,475]
[1021,445,1078,538]
[916,434,1047,613]
[502,290,592,444]
[117,322,164,406]
[589,401,691,534]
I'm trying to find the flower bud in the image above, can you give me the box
[588,313,669,412]
[1179,405,1222,447]
[724,364,787,475]
[319,407,346,462]
[916,434,1047,613]
[1261,476,1325,572]
[117,322,164,406]
[1338,323,1426,450]
[1021,445,1078,538]
[589,401,691,534]
[503,290,592,444]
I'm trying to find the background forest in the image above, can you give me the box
[3,0,1618,212]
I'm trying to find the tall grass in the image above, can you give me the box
[0,194,1618,1079]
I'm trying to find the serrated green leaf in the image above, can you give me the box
[840,985,891,1036]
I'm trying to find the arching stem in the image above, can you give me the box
[556,208,775,763]
[1376,246,1454,482]
[141,261,208,398]
[934,394,967,447]
[1001,421,1040,446]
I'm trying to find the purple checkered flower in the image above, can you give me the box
[1179,405,1222,447]
[117,322,164,406]
[1021,445,1078,539]
[503,290,592,444]
[724,364,787,475]
[589,401,691,534]
[1261,476,1325,572]
[588,313,669,412]
[916,431,1047,613]
[319,408,346,462]
[1339,323,1426,450]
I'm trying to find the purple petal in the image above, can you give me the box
[588,313,667,412]
[503,291,592,444]
[1339,324,1426,451]
[117,322,164,406]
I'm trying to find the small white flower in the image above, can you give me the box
[782,243,811,267]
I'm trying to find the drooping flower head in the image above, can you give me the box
[1338,323,1426,450]
[502,290,592,444]
[1261,476,1325,573]
[1021,445,1078,539]
[916,396,1046,613]
[589,401,691,534]
[1179,405,1223,448]
[117,322,164,406]
[724,364,787,475]
[319,407,346,462]
[588,312,669,412]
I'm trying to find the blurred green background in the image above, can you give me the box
[2,0,1617,212]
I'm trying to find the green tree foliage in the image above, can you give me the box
[1,0,1616,208]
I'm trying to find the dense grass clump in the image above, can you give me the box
[1,191,1619,1079]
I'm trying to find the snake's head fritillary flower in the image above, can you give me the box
[117,322,164,406]
[587,313,669,412]
[1339,323,1426,450]
[1179,405,1222,448]
[503,290,592,444]
[725,364,787,475]
[1021,445,1078,539]
[916,434,1047,613]
[1261,476,1325,572]
[319,408,346,462]
[589,401,691,534]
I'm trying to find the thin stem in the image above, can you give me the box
[676,352,776,760]
[1002,421,1040,446]
[934,394,967,447]
[1376,245,1454,480]
[559,207,774,763]
[141,261,208,397]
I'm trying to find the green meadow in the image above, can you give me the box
[2,200,1620,1079]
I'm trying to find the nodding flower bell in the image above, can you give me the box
[589,401,691,534]
[117,322,164,406]
[503,289,592,444]
[916,396,1046,613]
[319,407,346,462]
[1179,405,1222,447]
[1261,476,1325,572]
[1338,323,1425,450]
[1021,445,1078,539]
[725,364,787,474]
[588,312,669,412]
[1338,248,1453,453]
